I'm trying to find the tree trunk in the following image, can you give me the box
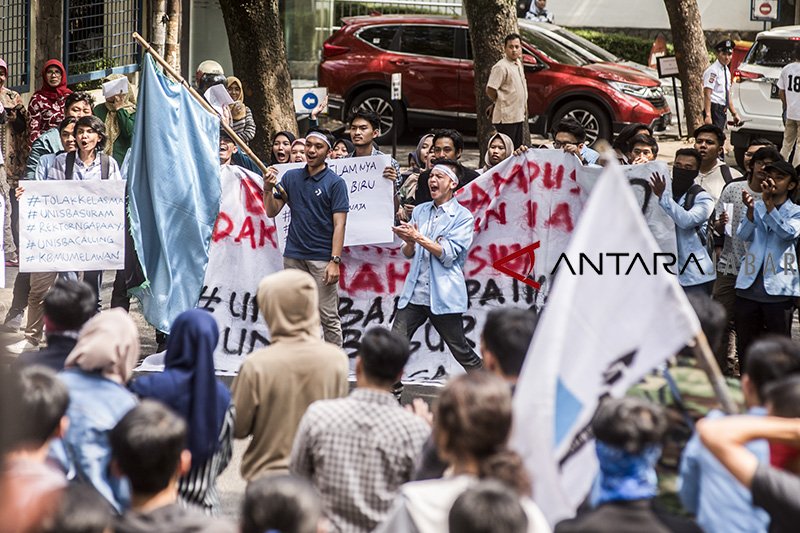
[164,0,181,73]
[33,0,63,85]
[463,0,528,158]
[663,0,709,134]
[218,0,297,161]
[151,0,167,58]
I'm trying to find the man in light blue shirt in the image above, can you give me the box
[650,148,716,295]
[391,159,482,373]
[679,335,800,533]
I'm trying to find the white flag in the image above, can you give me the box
[510,161,701,526]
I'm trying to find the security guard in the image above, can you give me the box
[703,39,740,131]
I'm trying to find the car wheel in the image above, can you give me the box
[349,89,405,144]
[551,101,610,146]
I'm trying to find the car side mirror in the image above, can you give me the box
[523,55,545,72]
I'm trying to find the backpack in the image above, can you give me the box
[65,151,110,181]
[683,184,715,259]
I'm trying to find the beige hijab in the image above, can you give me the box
[483,132,514,172]
[64,308,140,385]
[102,73,137,156]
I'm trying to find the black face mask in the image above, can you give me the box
[672,167,699,200]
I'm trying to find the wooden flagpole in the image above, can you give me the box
[690,329,739,415]
[132,32,288,199]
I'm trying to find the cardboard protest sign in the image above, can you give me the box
[273,155,395,251]
[20,180,126,272]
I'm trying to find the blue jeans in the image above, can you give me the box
[392,303,482,372]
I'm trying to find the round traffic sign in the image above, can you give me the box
[302,92,319,110]
[760,2,772,16]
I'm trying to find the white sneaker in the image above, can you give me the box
[6,339,38,355]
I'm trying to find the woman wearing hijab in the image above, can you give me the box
[93,74,136,167]
[480,132,514,174]
[0,57,27,266]
[226,77,256,144]
[56,309,140,512]
[129,309,234,516]
[270,130,296,165]
[28,59,72,145]
[290,137,307,162]
[396,133,434,222]
[331,138,354,159]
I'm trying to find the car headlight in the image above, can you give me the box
[607,80,662,100]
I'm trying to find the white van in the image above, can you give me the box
[730,26,800,167]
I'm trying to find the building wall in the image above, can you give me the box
[548,0,768,31]
[187,0,233,78]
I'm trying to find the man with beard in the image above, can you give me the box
[650,148,716,295]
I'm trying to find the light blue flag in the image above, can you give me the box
[127,54,221,334]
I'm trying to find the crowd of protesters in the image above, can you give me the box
[5,23,800,533]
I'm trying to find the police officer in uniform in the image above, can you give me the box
[703,39,741,131]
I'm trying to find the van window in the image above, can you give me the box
[746,38,796,68]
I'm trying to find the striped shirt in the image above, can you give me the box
[179,404,236,516]
[48,152,122,181]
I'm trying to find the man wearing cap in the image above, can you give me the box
[391,159,482,373]
[703,40,741,132]
[264,127,348,347]
[735,159,800,356]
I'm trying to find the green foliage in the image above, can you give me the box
[570,29,659,65]
[570,28,716,66]
[67,57,117,92]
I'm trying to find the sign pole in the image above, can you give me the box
[673,77,683,139]
[391,73,402,161]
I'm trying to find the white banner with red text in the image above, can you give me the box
[144,153,678,377]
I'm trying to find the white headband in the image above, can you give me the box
[432,164,459,185]
[306,131,331,148]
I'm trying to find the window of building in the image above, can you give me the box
[0,0,31,93]
[64,0,141,84]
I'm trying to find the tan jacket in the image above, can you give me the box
[231,269,349,480]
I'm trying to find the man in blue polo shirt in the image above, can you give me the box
[264,128,349,347]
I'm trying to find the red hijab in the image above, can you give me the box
[36,59,71,100]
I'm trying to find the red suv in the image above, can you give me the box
[319,15,671,145]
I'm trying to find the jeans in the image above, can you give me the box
[392,303,483,372]
[283,257,342,347]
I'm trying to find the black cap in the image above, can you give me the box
[764,160,798,180]
[714,39,734,53]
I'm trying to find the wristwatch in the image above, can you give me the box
[330,255,341,264]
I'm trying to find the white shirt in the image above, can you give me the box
[703,60,731,106]
[778,62,800,120]
[696,161,742,203]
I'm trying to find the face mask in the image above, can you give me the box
[672,167,699,200]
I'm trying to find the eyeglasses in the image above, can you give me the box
[553,140,579,149]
